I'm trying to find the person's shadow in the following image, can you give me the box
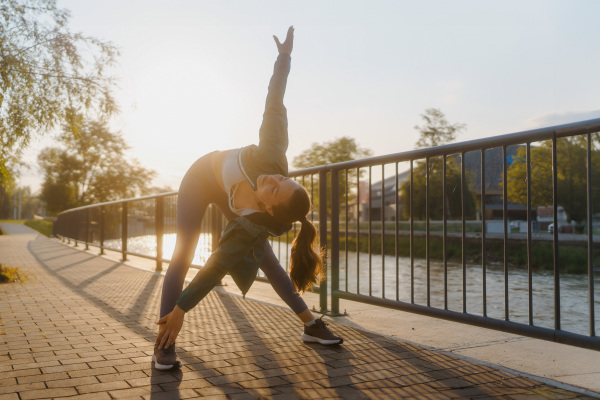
[150,364,183,399]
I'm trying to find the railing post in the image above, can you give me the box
[552,135,560,330]
[73,212,77,247]
[156,197,164,272]
[319,169,328,313]
[99,206,105,255]
[122,202,128,261]
[331,170,340,315]
[85,209,90,250]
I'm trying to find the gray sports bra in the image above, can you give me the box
[221,149,257,216]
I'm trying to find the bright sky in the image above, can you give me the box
[19,0,600,193]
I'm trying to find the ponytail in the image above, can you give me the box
[271,185,324,293]
[289,217,324,293]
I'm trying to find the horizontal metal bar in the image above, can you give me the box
[290,118,600,174]
[334,291,600,351]
[57,191,178,215]
[59,118,600,215]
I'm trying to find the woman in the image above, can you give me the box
[153,26,343,371]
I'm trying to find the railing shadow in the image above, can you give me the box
[27,236,245,398]
[23,234,560,398]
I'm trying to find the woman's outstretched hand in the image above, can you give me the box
[155,305,185,349]
[273,26,294,55]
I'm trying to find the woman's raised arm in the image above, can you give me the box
[251,26,295,172]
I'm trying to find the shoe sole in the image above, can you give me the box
[151,354,182,370]
[301,333,343,345]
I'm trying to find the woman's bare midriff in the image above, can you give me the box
[210,150,230,192]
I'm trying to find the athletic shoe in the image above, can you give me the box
[301,317,344,345]
[152,343,183,370]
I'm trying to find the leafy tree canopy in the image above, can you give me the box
[414,108,466,149]
[38,120,156,215]
[401,108,476,220]
[0,0,119,182]
[506,136,600,223]
[292,136,372,169]
[292,137,372,217]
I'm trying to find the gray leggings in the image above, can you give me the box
[159,153,307,318]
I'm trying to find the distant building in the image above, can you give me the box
[364,145,531,222]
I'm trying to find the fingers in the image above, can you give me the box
[158,332,167,350]
[286,26,294,41]
[166,332,176,348]
[273,35,281,47]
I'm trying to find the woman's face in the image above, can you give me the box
[256,174,301,215]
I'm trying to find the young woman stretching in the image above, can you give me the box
[153,26,342,371]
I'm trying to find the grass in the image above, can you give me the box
[0,219,53,237]
[24,220,53,237]
[0,263,28,283]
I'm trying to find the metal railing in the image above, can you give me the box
[55,118,600,351]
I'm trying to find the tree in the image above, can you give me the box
[506,137,599,223]
[400,157,477,220]
[0,184,42,219]
[293,137,373,169]
[0,0,118,183]
[506,144,553,207]
[400,108,476,220]
[38,120,156,215]
[414,108,466,149]
[293,137,373,218]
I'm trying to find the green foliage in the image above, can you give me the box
[0,0,119,183]
[293,137,373,215]
[0,263,28,283]
[24,220,53,237]
[414,108,466,149]
[400,108,476,220]
[399,157,477,220]
[506,136,600,223]
[0,185,44,219]
[38,120,156,214]
[506,144,553,206]
[293,137,373,169]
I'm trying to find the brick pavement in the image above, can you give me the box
[0,223,597,399]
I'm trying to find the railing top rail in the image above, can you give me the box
[289,117,600,176]
[57,191,179,216]
[59,117,600,213]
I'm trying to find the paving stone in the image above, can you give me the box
[17,371,69,384]
[54,392,112,400]
[0,226,595,400]
[46,375,99,388]
[19,387,79,400]
[76,380,131,394]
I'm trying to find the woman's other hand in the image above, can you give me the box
[274,26,294,55]
[156,305,185,349]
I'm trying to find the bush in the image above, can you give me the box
[0,264,27,283]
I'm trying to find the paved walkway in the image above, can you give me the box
[0,223,598,399]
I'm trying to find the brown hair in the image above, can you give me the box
[271,186,324,292]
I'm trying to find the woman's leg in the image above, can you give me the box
[259,242,311,317]
[159,164,210,318]
[260,242,343,344]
